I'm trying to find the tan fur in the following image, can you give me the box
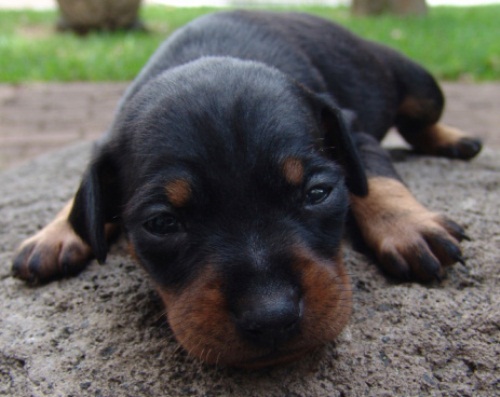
[165,179,191,208]
[156,246,351,368]
[158,266,248,366]
[398,96,440,122]
[282,157,304,186]
[292,247,352,347]
[127,241,139,263]
[405,123,469,155]
[14,200,116,281]
[350,177,459,279]
[14,200,90,280]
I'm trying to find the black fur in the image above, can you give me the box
[68,10,448,288]
[13,11,480,362]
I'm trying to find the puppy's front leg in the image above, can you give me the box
[350,133,468,282]
[12,200,114,284]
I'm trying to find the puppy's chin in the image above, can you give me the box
[153,251,352,368]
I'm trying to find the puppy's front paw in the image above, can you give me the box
[351,177,468,282]
[12,217,92,285]
[375,214,467,282]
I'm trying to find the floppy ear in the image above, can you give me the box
[320,103,368,196]
[68,147,121,263]
[302,89,367,197]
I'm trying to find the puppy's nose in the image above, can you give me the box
[234,290,302,348]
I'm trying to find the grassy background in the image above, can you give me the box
[0,5,499,82]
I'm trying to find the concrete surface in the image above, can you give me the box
[0,82,499,396]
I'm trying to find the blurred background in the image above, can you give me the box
[1,1,500,8]
[0,0,499,169]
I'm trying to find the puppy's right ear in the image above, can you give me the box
[292,82,367,197]
[68,146,121,263]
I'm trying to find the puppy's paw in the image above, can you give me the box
[351,177,468,283]
[12,217,92,284]
[435,136,482,160]
[410,123,482,160]
[375,213,467,282]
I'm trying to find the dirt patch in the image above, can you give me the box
[0,83,126,170]
[0,83,499,396]
[1,82,499,171]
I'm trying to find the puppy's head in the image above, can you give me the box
[69,57,366,367]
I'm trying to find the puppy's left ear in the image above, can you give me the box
[68,145,121,263]
[305,91,367,197]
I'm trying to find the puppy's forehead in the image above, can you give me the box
[118,58,326,198]
[121,57,318,151]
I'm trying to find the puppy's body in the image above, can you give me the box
[125,11,407,139]
[13,11,481,367]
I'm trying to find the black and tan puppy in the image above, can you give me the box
[12,11,481,367]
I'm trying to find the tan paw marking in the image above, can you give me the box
[12,201,93,284]
[407,123,482,160]
[350,177,467,282]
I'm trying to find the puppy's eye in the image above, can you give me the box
[143,214,180,235]
[305,186,332,205]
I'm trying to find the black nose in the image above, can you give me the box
[234,289,303,348]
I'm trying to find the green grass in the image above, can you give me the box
[0,5,499,82]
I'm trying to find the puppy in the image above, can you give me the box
[12,11,481,367]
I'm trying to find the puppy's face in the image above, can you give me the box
[71,58,365,367]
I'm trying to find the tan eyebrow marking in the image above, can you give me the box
[282,157,304,186]
[165,179,192,207]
